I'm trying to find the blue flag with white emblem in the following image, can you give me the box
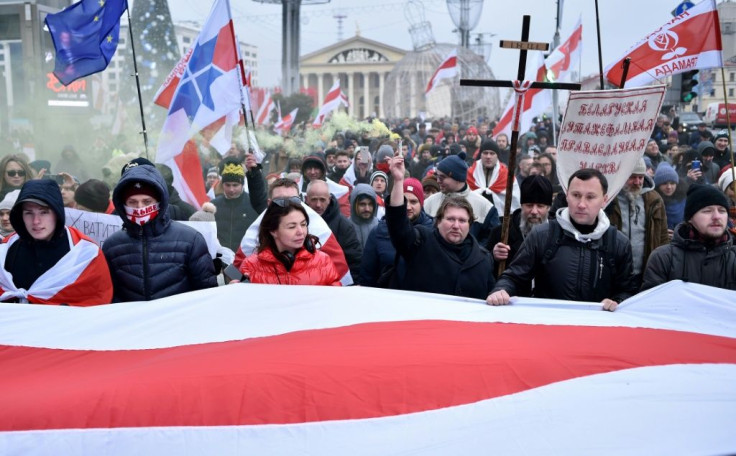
[45,0,128,86]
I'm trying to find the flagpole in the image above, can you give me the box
[720,67,736,196]
[594,0,605,89]
[125,6,149,159]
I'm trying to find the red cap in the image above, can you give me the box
[466,126,478,135]
[403,178,425,206]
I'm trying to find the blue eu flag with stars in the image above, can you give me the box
[45,0,128,86]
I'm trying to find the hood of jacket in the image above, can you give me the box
[112,163,171,234]
[556,207,611,242]
[9,179,66,241]
[697,140,716,157]
[349,183,378,223]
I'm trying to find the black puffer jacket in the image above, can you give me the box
[641,222,736,291]
[102,164,216,302]
[210,168,267,251]
[385,202,495,299]
[494,209,638,303]
[321,194,362,281]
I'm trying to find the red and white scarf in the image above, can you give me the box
[0,227,112,305]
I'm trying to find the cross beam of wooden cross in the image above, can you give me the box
[460,15,582,275]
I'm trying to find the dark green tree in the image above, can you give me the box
[272,92,314,126]
[119,0,181,143]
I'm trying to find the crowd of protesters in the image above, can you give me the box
[0,109,734,307]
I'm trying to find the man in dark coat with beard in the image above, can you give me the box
[487,175,553,286]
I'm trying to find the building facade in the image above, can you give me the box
[300,33,406,119]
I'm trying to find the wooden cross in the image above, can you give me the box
[460,15,582,274]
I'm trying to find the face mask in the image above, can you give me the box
[125,203,160,226]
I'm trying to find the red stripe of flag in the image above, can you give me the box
[2,320,734,431]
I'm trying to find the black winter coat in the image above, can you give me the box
[102,164,217,302]
[360,209,433,287]
[321,195,363,281]
[641,223,736,291]
[386,202,495,299]
[494,215,638,303]
[211,169,268,251]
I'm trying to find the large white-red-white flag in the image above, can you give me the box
[313,80,349,127]
[1,281,735,454]
[153,0,242,209]
[604,0,722,88]
[425,48,458,95]
[274,107,298,135]
[492,53,551,139]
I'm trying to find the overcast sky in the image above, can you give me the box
[166,0,696,87]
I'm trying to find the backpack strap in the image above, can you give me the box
[603,225,618,269]
[542,220,563,264]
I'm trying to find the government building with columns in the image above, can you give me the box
[299,33,406,119]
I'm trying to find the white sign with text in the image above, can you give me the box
[556,85,666,202]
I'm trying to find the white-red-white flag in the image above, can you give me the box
[604,0,722,88]
[425,48,458,95]
[545,16,582,82]
[255,93,275,125]
[313,80,349,127]
[274,107,298,135]
[1,282,735,454]
[492,53,552,139]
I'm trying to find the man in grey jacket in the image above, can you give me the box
[642,184,736,291]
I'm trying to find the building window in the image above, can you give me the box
[183,37,191,44]
[730,88,734,97]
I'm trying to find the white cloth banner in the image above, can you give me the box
[556,86,666,201]
[0,281,735,455]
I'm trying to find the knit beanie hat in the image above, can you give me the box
[520,174,553,205]
[370,170,388,186]
[632,157,647,175]
[436,154,468,182]
[220,158,245,184]
[121,157,155,176]
[466,126,478,135]
[718,168,735,193]
[403,177,425,206]
[654,164,679,186]
[74,179,111,213]
[189,202,217,222]
[684,184,730,220]
[715,129,729,142]
[422,175,440,193]
[479,139,500,154]
[0,189,19,212]
[121,181,160,203]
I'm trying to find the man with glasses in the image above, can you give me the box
[424,154,499,243]
[385,156,495,299]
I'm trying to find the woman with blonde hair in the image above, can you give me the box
[0,155,33,201]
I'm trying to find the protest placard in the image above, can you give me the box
[64,208,220,257]
[556,85,666,202]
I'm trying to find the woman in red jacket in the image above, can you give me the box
[239,196,341,286]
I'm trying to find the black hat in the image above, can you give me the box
[220,157,245,184]
[520,174,553,205]
[301,154,327,176]
[684,184,729,221]
[121,157,155,176]
[74,179,111,213]
[480,139,500,154]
